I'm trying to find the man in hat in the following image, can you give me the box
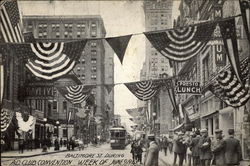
[198,129,212,166]
[173,132,187,166]
[224,129,242,166]
[211,129,226,166]
[144,134,159,166]
[190,130,201,166]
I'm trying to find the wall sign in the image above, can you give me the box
[176,81,201,94]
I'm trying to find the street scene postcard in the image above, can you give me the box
[1,0,250,166]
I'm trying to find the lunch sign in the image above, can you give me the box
[176,81,201,95]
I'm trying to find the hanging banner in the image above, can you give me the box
[176,81,201,94]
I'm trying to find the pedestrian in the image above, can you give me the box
[162,136,169,156]
[19,137,24,154]
[144,134,159,166]
[224,129,242,166]
[173,132,187,166]
[190,130,201,166]
[211,129,226,166]
[54,138,60,151]
[135,143,143,164]
[168,136,173,154]
[60,138,63,147]
[198,129,212,166]
[130,140,136,163]
[186,132,194,166]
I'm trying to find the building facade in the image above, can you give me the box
[22,15,114,141]
[173,0,250,161]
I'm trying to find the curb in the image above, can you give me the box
[1,149,68,158]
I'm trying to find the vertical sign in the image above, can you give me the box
[215,44,226,66]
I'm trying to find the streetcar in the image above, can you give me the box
[110,126,126,149]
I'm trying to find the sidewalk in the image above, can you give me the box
[158,149,189,166]
[1,146,68,158]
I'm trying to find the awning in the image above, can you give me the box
[202,110,219,119]
[173,123,184,131]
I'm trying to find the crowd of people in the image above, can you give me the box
[132,128,243,166]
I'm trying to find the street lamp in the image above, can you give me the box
[56,120,60,137]
[152,112,156,134]
[42,118,47,152]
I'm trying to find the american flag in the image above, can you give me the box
[11,40,87,80]
[144,22,217,61]
[239,0,250,43]
[58,85,94,105]
[210,58,250,108]
[218,18,243,85]
[0,0,24,43]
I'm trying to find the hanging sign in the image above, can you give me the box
[176,81,201,94]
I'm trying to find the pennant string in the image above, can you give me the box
[0,14,242,45]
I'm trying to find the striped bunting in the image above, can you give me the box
[210,58,250,108]
[144,22,216,61]
[58,85,94,105]
[0,0,24,43]
[125,79,173,101]
[1,108,14,132]
[125,81,158,101]
[11,40,87,80]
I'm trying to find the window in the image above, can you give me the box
[202,55,210,84]
[63,101,67,113]
[91,42,97,47]
[91,66,97,72]
[91,50,97,55]
[81,74,85,80]
[91,23,96,27]
[77,31,81,38]
[81,58,85,64]
[63,129,67,137]
[91,31,97,37]
[77,67,80,71]
[91,74,97,80]
[82,67,85,71]
[53,101,57,110]
[91,58,97,64]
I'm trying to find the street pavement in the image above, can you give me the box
[1,143,177,166]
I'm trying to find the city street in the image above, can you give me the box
[1,143,176,166]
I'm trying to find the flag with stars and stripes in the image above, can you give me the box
[0,0,24,43]
[239,0,250,43]
[11,40,87,80]
[209,58,250,108]
[144,22,217,61]
[58,85,94,105]
[218,18,243,85]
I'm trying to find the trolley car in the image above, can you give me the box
[110,126,126,149]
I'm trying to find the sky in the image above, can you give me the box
[19,0,180,131]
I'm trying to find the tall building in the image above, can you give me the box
[143,0,173,80]
[141,0,174,135]
[22,15,114,141]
